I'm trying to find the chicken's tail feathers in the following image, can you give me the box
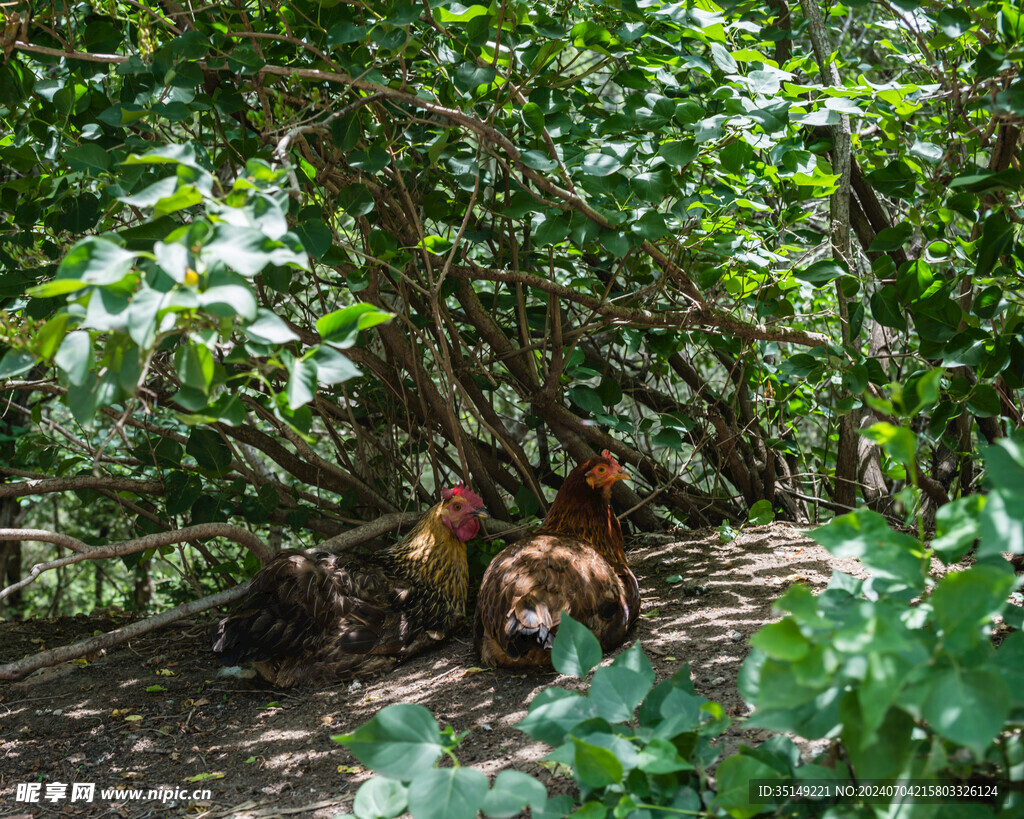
[504,594,560,656]
[210,604,311,665]
[210,552,334,665]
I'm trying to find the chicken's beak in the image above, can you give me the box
[474,509,489,518]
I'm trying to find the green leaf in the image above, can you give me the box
[869,222,914,252]
[860,422,916,468]
[811,509,923,589]
[65,143,111,175]
[567,385,602,415]
[406,767,489,819]
[870,285,907,332]
[337,183,376,217]
[565,803,605,819]
[932,495,984,562]
[748,499,774,526]
[333,704,443,780]
[931,565,1015,654]
[967,384,1001,417]
[54,236,137,288]
[581,153,622,177]
[979,435,1024,557]
[312,345,361,384]
[749,619,807,661]
[174,341,214,392]
[516,688,592,745]
[354,778,408,819]
[588,665,653,723]
[204,224,306,277]
[286,356,318,409]
[657,140,698,167]
[480,770,547,819]
[793,260,844,285]
[629,168,674,202]
[54,331,92,386]
[0,349,36,379]
[713,754,784,819]
[635,737,693,774]
[199,274,259,321]
[921,668,1010,757]
[293,218,333,260]
[165,471,204,516]
[570,737,622,788]
[610,640,655,686]
[652,428,683,450]
[521,102,545,135]
[245,310,299,345]
[186,428,232,475]
[975,211,1012,279]
[318,304,394,348]
[551,612,602,676]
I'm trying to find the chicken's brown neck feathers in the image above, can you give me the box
[539,469,627,566]
[386,507,469,606]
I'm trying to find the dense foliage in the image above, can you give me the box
[1,0,1023,617]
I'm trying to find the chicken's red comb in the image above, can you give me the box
[442,483,484,509]
[600,448,622,470]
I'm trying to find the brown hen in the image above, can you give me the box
[474,451,639,667]
[211,485,485,686]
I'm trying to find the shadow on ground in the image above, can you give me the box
[0,523,865,818]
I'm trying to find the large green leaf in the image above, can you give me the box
[587,664,652,723]
[516,688,592,745]
[811,509,924,589]
[551,612,602,676]
[570,737,622,788]
[333,704,443,780]
[406,767,489,819]
[186,428,232,475]
[317,304,393,348]
[930,565,1015,654]
[921,667,1010,757]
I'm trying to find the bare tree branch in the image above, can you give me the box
[0,476,164,498]
[0,584,248,681]
[0,524,272,602]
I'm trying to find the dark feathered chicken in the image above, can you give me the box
[474,451,639,667]
[211,485,485,686]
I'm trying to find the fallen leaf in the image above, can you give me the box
[184,772,225,783]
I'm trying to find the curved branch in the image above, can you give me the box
[0,476,164,499]
[0,584,248,681]
[0,528,89,554]
[316,512,415,552]
[0,524,272,603]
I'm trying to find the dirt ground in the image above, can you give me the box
[1,523,870,818]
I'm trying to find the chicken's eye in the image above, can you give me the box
[453,502,463,512]
[595,466,606,474]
